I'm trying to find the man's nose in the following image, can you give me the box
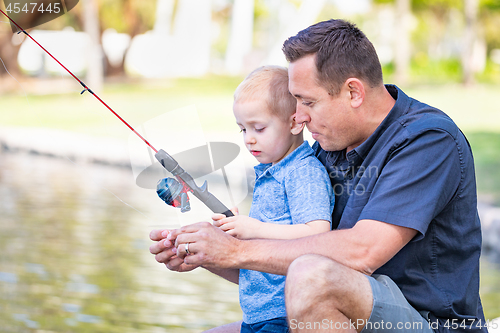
[295,105,311,124]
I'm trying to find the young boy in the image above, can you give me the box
[212,65,334,333]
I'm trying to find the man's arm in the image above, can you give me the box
[167,219,417,276]
[204,267,239,284]
[213,213,330,240]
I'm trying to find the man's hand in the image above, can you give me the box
[149,229,199,272]
[213,214,265,240]
[168,222,242,270]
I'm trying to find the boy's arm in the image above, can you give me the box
[213,214,330,239]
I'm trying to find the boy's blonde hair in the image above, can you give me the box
[234,65,297,120]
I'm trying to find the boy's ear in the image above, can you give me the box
[290,114,306,135]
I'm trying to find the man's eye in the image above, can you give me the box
[302,101,313,106]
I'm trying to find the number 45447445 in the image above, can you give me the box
[6,2,61,14]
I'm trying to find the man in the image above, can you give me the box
[150,19,486,332]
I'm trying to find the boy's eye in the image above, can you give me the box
[239,128,246,133]
[255,128,265,133]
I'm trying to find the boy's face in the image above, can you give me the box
[233,99,297,165]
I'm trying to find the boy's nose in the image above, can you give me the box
[245,135,256,145]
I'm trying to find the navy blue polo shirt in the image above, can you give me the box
[314,85,486,332]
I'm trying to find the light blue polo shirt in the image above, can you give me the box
[240,141,334,324]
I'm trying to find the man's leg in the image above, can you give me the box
[203,321,242,333]
[285,254,373,333]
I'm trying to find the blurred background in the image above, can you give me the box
[1,0,500,332]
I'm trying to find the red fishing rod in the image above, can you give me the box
[1,9,234,217]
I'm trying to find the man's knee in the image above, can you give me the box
[285,254,342,302]
[287,254,346,287]
[285,255,373,316]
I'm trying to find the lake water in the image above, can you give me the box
[0,151,499,332]
[0,151,243,332]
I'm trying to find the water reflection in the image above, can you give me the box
[0,152,242,332]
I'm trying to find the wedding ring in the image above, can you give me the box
[185,242,190,255]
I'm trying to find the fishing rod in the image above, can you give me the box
[1,9,234,217]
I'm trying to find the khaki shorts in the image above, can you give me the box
[361,274,436,333]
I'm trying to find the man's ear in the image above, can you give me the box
[345,78,365,109]
[290,114,306,135]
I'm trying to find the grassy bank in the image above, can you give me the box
[481,260,500,320]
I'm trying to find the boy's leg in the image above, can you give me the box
[241,317,290,333]
[285,254,435,333]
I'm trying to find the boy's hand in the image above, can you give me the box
[212,207,239,227]
[215,215,265,240]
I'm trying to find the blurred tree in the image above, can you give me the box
[225,0,254,75]
[99,0,156,36]
[479,0,500,52]
[394,0,411,84]
[0,0,156,80]
[462,0,479,85]
[0,5,51,78]
[153,0,175,35]
[373,0,495,84]
[412,0,462,17]
[83,0,104,93]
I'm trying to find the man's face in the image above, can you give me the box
[288,54,359,152]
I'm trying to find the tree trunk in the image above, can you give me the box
[225,0,254,75]
[462,0,478,86]
[83,0,103,93]
[394,0,411,85]
[154,0,175,36]
[266,0,327,66]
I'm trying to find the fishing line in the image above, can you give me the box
[0,18,152,222]
[0,8,157,153]
[0,9,234,219]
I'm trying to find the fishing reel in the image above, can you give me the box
[156,177,191,213]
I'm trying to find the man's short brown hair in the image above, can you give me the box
[234,65,297,120]
[282,19,383,95]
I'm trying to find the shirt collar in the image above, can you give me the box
[254,141,313,182]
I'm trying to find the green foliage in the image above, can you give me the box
[99,0,156,34]
[481,10,500,51]
[466,132,500,204]
[372,0,395,4]
[480,0,500,10]
[475,60,500,84]
[381,62,395,79]
[100,0,131,33]
[254,0,271,19]
[410,55,463,84]
[480,260,500,319]
[412,0,462,13]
